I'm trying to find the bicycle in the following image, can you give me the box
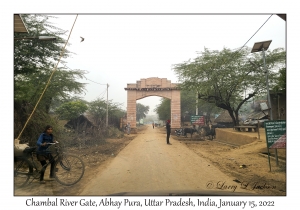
[14,142,85,188]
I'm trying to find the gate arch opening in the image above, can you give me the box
[124,77,181,133]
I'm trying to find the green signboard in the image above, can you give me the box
[264,120,286,149]
[191,115,205,125]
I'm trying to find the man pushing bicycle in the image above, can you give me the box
[36,125,58,184]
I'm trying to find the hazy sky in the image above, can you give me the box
[50,14,285,115]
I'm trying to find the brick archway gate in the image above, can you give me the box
[125,77,181,133]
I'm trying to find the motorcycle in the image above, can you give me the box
[174,128,184,137]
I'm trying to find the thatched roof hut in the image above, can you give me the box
[214,111,232,122]
[214,111,234,127]
[65,114,102,134]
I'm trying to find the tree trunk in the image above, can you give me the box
[227,109,237,126]
[234,109,240,125]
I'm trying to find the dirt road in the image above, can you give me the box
[79,125,252,195]
[15,124,285,196]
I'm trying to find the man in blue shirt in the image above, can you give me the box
[36,125,57,184]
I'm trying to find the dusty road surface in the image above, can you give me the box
[79,125,253,196]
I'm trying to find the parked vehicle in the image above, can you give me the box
[174,128,184,137]
[243,119,268,127]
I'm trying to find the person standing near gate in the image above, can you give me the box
[166,120,171,144]
[126,123,131,135]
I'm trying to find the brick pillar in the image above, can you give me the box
[171,89,181,130]
[127,90,137,133]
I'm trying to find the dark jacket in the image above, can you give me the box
[166,123,171,134]
[36,133,54,154]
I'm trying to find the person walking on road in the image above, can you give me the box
[152,122,154,129]
[166,120,171,144]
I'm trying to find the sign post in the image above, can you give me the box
[264,120,286,171]
[191,115,205,126]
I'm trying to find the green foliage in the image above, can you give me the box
[173,47,286,125]
[273,67,286,92]
[14,101,61,144]
[14,14,71,77]
[180,90,197,115]
[56,101,88,120]
[14,69,87,113]
[136,103,149,121]
[14,15,87,110]
[154,90,223,123]
[88,98,126,126]
[107,126,124,138]
[154,98,170,121]
[88,98,108,120]
[14,15,87,140]
[180,89,222,116]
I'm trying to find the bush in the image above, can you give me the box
[107,126,124,138]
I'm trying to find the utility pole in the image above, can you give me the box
[196,91,198,115]
[263,48,273,121]
[195,91,199,130]
[106,83,109,127]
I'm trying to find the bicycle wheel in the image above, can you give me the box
[54,154,85,186]
[14,157,33,188]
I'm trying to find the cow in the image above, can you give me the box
[199,126,214,140]
[183,127,197,138]
[199,123,225,140]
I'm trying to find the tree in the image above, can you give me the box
[14,68,87,113]
[154,98,170,121]
[14,14,86,140]
[88,98,108,122]
[273,67,286,92]
[88,98,126,127]
[56,101,88,120]
[180,89,222,123]
[55,100,88,133]
[14,15,86,109]
[154,90,222,124]
[14,15,72,77]
[173,47,286,126]
[136,103,149,121]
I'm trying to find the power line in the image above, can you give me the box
[60,64,107,85]
[190,14,275,103]
[85,77,107,85]
[97,88,107,98]
[225,14,275,100]
[207,14,274,64]
[17,14,79,140]
[237,14,273,52]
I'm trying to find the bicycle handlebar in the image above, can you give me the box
[46,141,59,145]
